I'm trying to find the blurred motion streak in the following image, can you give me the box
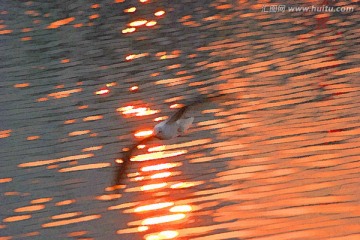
[14,205,45,213]
[151,172,172,179]
[42,215,101,228]
[18,153,94,168]
[169,205,192,213]
[3,215,31,222]
[129,20,147,27]
[48,88,82,99]
[117,105,159,116]
[51,212,82,220]
[59,163,110,172]
[46,17,75,29]
[171,181,204,189]
[154,10,165,17]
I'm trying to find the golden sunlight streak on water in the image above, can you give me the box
[51,212,82,220]
[141,162,182,172]
[169,205,192,213]
[14,205,45,213]
[150,172,172,179]
[3,215,32,222]
[170,181,204,189]
[141,214,186,225]
[18,154,94,168]
[134,130,154,138]
[131,150,187,161]
[129,20,148,27]
[145,230,179,240]
[134,202,174,213]
[154,10,165,17]
[140,183,167,191]
[42,215,101,228]
[59,163,110,172]
[117,106,159,116]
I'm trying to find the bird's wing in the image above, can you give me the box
[167,93,228,123]
[113,135,156,189]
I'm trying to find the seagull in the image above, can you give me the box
[112,93,228,190]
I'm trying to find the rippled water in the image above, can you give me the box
[1,0,359,239]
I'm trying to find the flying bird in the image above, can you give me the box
[112,93,228,189]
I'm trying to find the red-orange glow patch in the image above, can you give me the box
[27,136,40,141]
[142,214,185,225]
[68,231,88,237]
[55,84,65,89]
[95,87,110,95]
[145,230,179,240]
[151,172,171,179]
[146,21,157,27]
[0,130,11,139]
[134,130,154,138]
[68,130,90,136]
[30,198,52,204]
[47,17,75,29]
[18,153,94,168]
[114,0,125,2]
[73,23,83,28]
[36,97,49,102]
[130,85,139,92]
[129,20,147,27]
[148,145,165,152]
[141,183,167,191]
[0,178,12,183]
[124,7,136,13]
[42,215,101,228]
[48,88,82,99]
[141,162,182,172]
[154,10,165,17]
[52,212,82,220]
[89,14,100,20]
[78,105,88,110]
[14,83,30,88]
[170,205,192,213]
[83,115,103,121]
[91,4,100,8]
[137,145,146,149]
[61,58,70,63]
[140,0,148,2]
[21,28,32,33]
[122,27,136,33]
[134,202,174,213]
[21,37,32,42]
[3,215,31,222]
[55,200,75,206]
[14,205,45,213]
[106,82,117,87]
[4,192,21,196]
[64,119,76,124]
[0,29,12,34]
[95,194,121,201]
[59,163,110,172]
[131,150,187,161]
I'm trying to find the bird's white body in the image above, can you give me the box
[154,117,194,140]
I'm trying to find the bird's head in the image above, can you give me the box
[153,122,165,139]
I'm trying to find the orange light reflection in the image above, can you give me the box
[141,162,182,172]
[154,10,165,17]
[134,130,154,138]
[142,214,185,225]
[95,88,110,95]
[129,20,147,27]
[141,183,167,191]
[131,150,187,161]
[124,7,136,13]
[134,202,174,213]
[151,172,171,179]
[145,230,179,240]
[169,205,192,213]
